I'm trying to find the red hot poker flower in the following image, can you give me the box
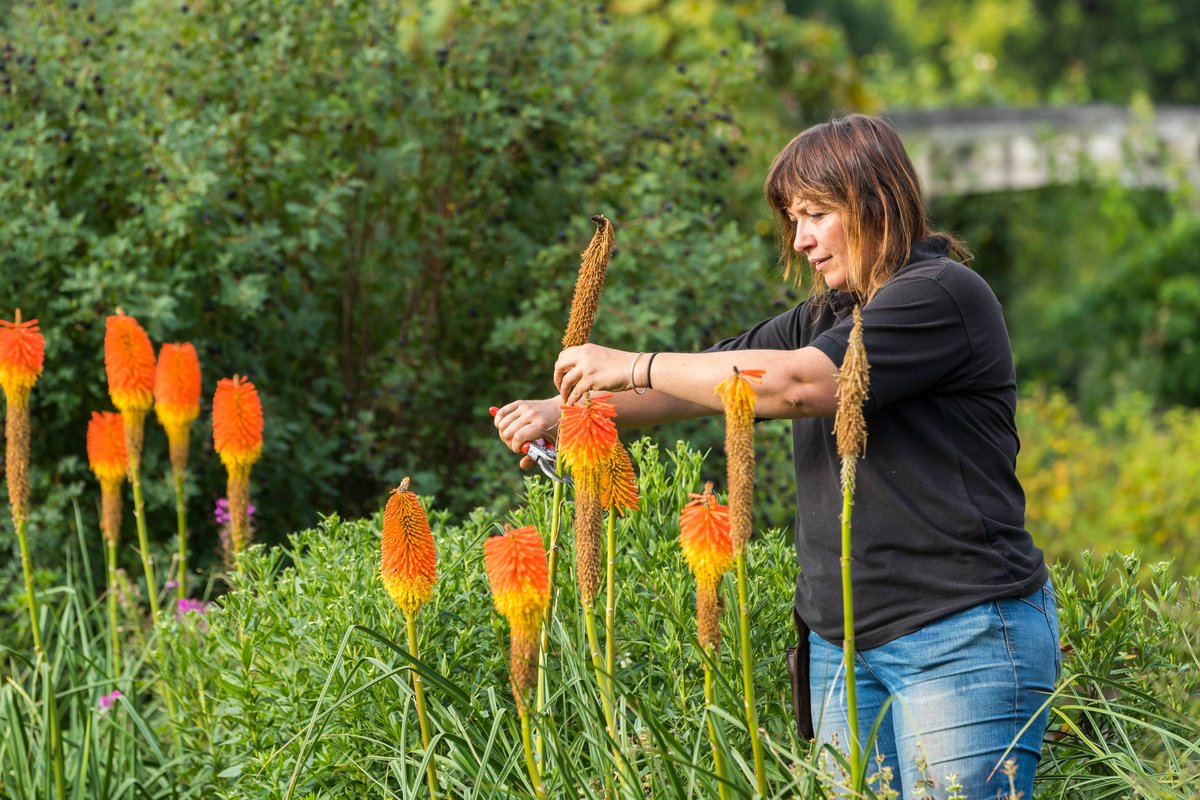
[680,483,735,654]
[558,393,618,482]
[0,311,45,405]
[212,375,263,477]
[600,441,639,515]
[104,312,156,415]
[155,343,201,436]
[679,486,735,588]
[485,525,551,698]
[88,411,127,547]
[380,478,438,618]
[87,412,127,491]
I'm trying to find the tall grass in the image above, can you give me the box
[3,442,1196,798]
[0,505,180,800]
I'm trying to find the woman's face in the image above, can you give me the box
[787,197,850,292]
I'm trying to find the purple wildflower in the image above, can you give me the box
[98,689,122,711]
[176,597,208,618]
[214,497,255,526]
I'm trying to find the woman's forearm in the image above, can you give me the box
[556,345,839,420]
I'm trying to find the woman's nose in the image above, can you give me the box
[793,223,813,253]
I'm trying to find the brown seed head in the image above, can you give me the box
[574,483,603,606]
[562,215,615,348]
[834,306,869,462]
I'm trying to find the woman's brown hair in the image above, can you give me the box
[764,114,970,303]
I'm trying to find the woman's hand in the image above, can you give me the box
[554,343,636,406]
[493,397,562,468]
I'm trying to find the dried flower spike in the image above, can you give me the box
[87,411,127,546]
[562,215,615,349]
[715,368,764,553]
[485,525,551,701]
[155,342,202,474]
[834,306,870,468]
[380,477,438,618]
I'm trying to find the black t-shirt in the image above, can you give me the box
[710,237,1048,649]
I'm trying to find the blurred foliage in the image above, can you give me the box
[2,0,1200,622]
[1018,389,1200,576]
[0,0,864,604]
[795,0,1200,107]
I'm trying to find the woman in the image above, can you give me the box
[494,113,1059,798]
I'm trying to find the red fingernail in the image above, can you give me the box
[488,406,498,417]
[521,442,530,454]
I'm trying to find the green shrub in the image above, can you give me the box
[0,0,860,615]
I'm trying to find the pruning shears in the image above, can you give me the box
[489,407,572,485]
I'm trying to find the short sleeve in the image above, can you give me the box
[705,302,810,353]
[809,263,990,412]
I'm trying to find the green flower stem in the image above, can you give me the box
[107,540,121,677]
[584,608,615,734]
[16,515,43,654]
[406,615,439,800]
[519,703,546,800]
[703,658,730,800]
[174,470,188,601]
[735,552,767,797]
[130,461,183,757]
[43,661,65,800]
[536,476,565,763]
[840,480,862,791]
[604,510,617,743]
[129,468,159,620]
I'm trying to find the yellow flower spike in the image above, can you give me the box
[715,367,764,554]
[562,215,615,349]
[380,477,438,619]
[715,366,768,797]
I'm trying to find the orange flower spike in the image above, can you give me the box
[155,343,201,437]
[680,483,735,654]
[485,525,551,697]
[87,411,127,547]
[558,393,618,479]
[0,310,45,405]
[600,441,639,515]
[212,375,264,478]
[380,478,438,618]
[104,311,156,415]
[87,412,127,491]
[679,486,735,588]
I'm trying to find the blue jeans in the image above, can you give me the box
[810,580,1060,799]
